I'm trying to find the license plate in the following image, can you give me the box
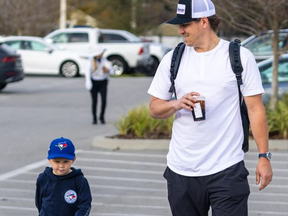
[16,59,22,68]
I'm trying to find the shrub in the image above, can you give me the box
[116,94,288,140]
[266,93,288,139]
[115,105,174,139]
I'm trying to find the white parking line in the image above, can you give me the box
[92,194,166,200]
[249,211,288,215]
[76,166,163,174]
[0,196,33,202]
[0,150,83,181]
[90,185,166,192]
[76,158,166,166]
[0,206,36,211]
[85,175,165,183]
[0,159,48,181]
[90,213,166,216]
[92,202,168,209]
[80,150,166,158]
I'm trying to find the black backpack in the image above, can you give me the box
[168,39,250,153]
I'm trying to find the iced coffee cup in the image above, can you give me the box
[191,96,205,121]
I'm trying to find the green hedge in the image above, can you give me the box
[116,105,174,139]
[266,94,288,139]
[116,94,288,139]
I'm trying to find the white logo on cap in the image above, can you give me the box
[177,4,186,15]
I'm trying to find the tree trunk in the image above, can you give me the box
[270,31,280,110]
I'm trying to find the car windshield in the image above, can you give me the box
[245,33,288,57]
[37,40,60,50]
[123,31,141,42]
[4,38,60,52]
[260,57,288,84]
[100,31,141,43]
[0,43,17,54]
[50,32,89,44]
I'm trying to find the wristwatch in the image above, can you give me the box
[259,152,272,160]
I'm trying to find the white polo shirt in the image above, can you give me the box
[148,39,264,176]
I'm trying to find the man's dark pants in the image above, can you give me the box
[164,161,250,216]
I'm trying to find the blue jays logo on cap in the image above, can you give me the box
[56,142,68,150]
[64,190,77,204]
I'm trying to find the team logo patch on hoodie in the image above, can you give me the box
[64,190,77,204]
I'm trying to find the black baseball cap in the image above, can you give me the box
[167,0,216,25]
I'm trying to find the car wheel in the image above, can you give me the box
[60,61,79,78]
[0,83,7,90]
[147,56,159,77]
[108,56,129,76]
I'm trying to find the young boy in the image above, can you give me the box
[35,137,92,216]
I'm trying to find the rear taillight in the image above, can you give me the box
[7,71,16,76]
[2,57,18,63]
[138,47,144,55]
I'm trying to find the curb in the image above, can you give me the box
[92,136,288,151]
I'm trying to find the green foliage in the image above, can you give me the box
[68,0,175,35]
[116,105,174,139]
[266,93,288,139]
[117,95,288,140]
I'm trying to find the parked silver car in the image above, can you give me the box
[242,29,288,62]
[258,53,288,104]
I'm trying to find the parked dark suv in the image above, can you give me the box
[0,42,24,90]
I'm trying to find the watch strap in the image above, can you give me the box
[259,152,272,160]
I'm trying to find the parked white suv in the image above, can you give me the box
[44,28,152,76]
[100,29,172,76]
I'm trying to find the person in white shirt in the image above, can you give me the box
[148,0,273,215]
[85,46,112,124]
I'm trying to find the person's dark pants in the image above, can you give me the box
[164,161,250,216]
[90,79,108,122]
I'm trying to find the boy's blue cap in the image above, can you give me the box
[47,137,75,160]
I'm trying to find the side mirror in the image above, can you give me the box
[45,48,54,54]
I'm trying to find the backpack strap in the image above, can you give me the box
[229,39,244,104]
[229,39,250,153]
[169,42,185,99]
[229,39,243,86]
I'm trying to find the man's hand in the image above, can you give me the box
[149,92,201,119]
[176,92,200,111]
[256,158,273,190]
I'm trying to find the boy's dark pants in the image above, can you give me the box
[164,161,250,216]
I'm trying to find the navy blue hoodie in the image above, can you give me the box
[35,167,92,216]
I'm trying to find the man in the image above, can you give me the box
[147,0,273,215]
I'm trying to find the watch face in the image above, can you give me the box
[267,152,272,160]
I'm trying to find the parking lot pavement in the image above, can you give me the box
[0,149,287,216]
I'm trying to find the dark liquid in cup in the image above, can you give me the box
[191,100,205,121]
